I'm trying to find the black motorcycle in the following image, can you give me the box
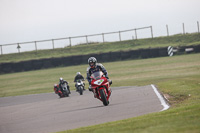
[59,83,70,97]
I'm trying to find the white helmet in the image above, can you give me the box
[76,72,81,75]
[59,77,63,83]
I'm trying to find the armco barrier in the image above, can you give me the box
[194,45,200,52]
[42,59,53,69]
[110,51,121,61]
[11,62,23,72]
[121,51,131,60]
[0,45,199,74]
[149,48,160,57]
[129,50,139,59]
[1,63,12,73]
[23,61,33,71]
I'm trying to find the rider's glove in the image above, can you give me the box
[108,79,112,85]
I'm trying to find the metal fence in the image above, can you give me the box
[0,21,199,55]
[0,26,153,55]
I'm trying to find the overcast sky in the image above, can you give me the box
[0,0,200,45]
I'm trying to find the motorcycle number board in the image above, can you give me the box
[94,79,104,85]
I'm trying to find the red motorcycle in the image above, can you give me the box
[90,71,112,106]
[54,83,70,98]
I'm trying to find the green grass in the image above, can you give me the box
[0,53,199,97]
[0,33,200,63]
[0,53,200,132]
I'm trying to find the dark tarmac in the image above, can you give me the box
[0,85,165,133]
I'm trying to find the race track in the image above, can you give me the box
[0,85,168,133]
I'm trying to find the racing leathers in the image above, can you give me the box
[74,74,84,82]
[54,84,59,94]
[86,63,109,86]
[74,74,85,90]
[59,80,71,94]
[86,63,112,98]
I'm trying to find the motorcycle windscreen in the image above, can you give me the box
[91,71,103,80]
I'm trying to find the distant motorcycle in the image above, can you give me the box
[58,83,70,98]
[75,79,85,95]
[90,71,112,106]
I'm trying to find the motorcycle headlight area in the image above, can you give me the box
[94,79,104,85]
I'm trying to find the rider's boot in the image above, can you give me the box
[83,83,86,90]
[109,89,112,96]
[68,86,71,94]
[88,85,92,91]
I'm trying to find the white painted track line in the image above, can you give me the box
[151,84,170,111]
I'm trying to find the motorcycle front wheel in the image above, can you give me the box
[78,86,83,95]
[100,89,109,106]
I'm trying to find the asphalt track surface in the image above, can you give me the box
[0,85,166,133]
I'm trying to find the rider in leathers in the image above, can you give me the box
[86,57,112,97]
[53,84,59,94]
[74,72,85,91]
[59,77,71,94]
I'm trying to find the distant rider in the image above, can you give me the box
[53,84,59,94]
[59,77,71,94]
[74,72,85,91]
[86,57,112,97]
[54,84,63,97]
